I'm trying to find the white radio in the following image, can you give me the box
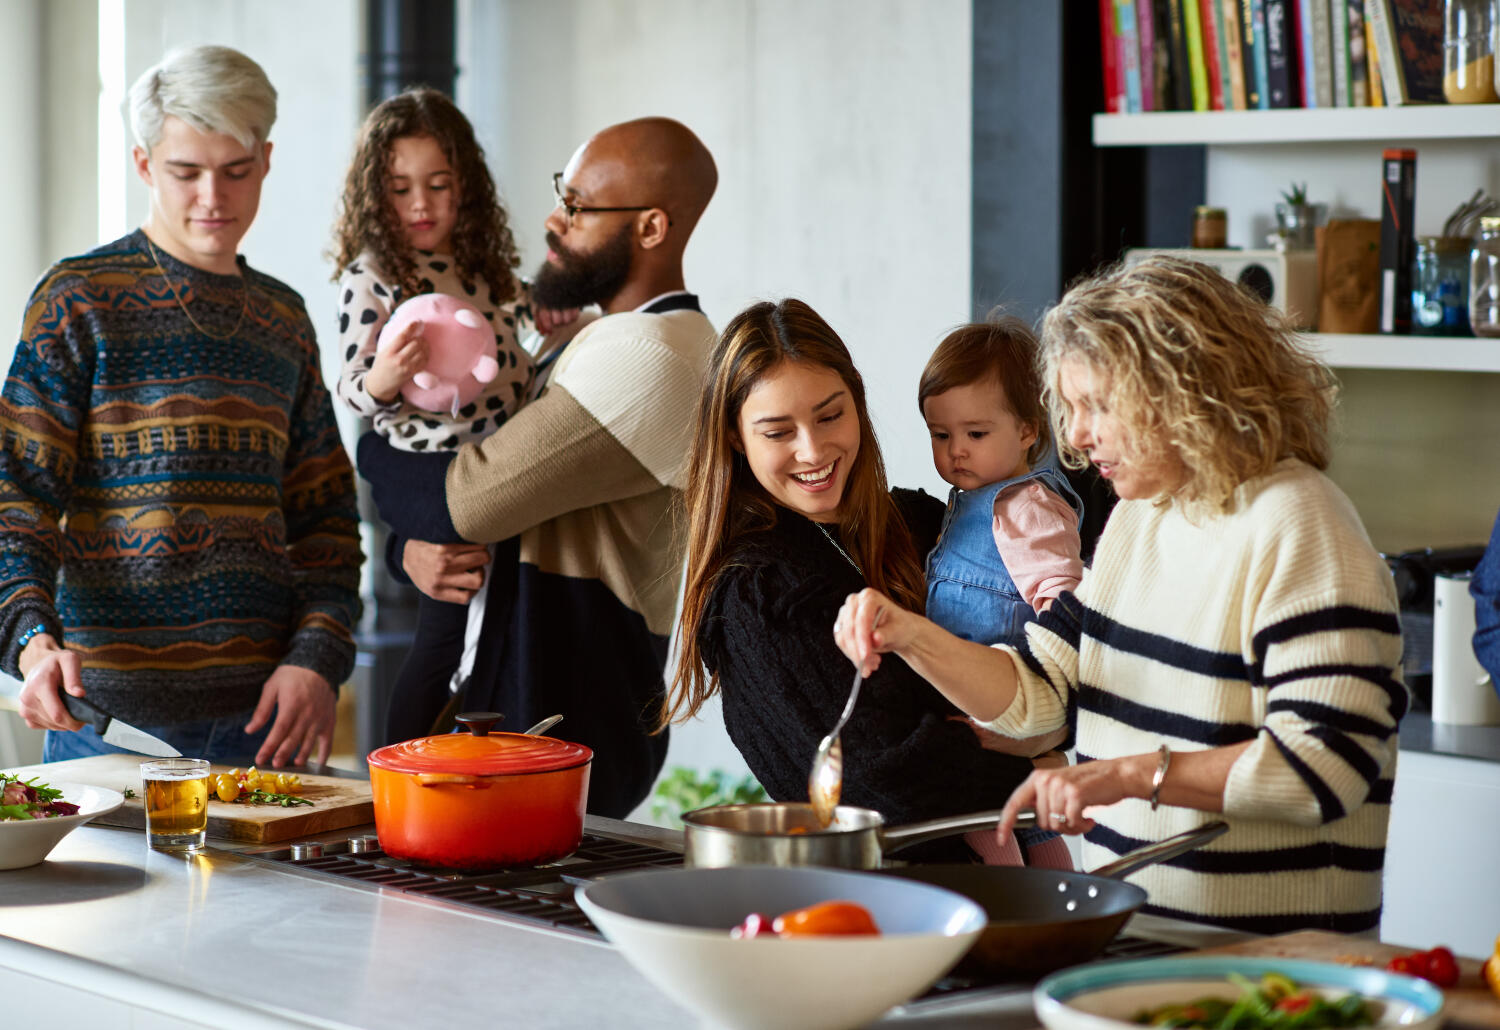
[1123,248,1320,330]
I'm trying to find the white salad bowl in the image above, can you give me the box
[577,864,986,1030]
[0,781,126,871]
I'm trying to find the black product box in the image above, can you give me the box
[1378,148,1416,334]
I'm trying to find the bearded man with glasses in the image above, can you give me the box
[358,117,718,818]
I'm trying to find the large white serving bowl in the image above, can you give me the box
[577,865,986,1030]
[1035,956,1446,1030]
[0,781,126,871]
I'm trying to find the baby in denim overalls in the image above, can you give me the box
[918,318,1084,868]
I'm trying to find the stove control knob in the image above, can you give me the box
[289,842,324,861]
[348,835,379,854]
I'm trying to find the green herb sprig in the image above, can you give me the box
[238,789,313,808]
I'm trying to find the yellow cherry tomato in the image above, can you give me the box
[214,776,240,802]
[283,776,302,795]
[273,774,290,793]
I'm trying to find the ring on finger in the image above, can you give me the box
[1050,811,1069,823]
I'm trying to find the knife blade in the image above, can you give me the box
[59,690,182,757]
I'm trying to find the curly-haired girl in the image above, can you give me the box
[329,88,569,744]
[833,256,1405,932]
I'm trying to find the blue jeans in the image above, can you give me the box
[43,711,270,766]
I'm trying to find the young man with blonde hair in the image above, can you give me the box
[0,45,362,768]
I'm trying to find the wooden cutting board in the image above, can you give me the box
[3,754,374,844]
[1192,929,1500,1029]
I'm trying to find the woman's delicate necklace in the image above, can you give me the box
[144,233,248,340]
[815,522,863,577]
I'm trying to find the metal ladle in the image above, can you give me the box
[808,665,863,828]
[524,714,564,735]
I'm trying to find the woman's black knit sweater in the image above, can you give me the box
[700,490,1035,859]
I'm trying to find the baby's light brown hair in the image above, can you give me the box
[918,316,1050,466]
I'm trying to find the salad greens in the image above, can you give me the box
[1,773,81,821]
[1132,973,1375,1030]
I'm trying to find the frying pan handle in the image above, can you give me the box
[1089,820,1229,880]
[880,809,1038,854]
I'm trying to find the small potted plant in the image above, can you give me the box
[1274,181,1324,250]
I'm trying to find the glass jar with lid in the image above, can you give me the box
[1413,236,1472,335]
[1471,216,1500,338]
[1444,0,1498,103]
[1192,206,1227,249]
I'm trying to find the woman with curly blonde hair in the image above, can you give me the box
[833,256,1405,932]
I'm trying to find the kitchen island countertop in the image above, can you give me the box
[0,817,1256,1030]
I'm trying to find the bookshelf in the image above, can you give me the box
[1084,103,1500,552]
[1092,106,1500,147]
[1307,333,1500,373]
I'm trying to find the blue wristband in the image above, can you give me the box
[15,623,48,650]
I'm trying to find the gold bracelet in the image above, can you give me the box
[1150,744,1172,811]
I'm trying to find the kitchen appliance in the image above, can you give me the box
[1432,571,1500,724]
[1123,248,1319,329]
[237,826,1185,1012]
[366,712,591,870]
[680,801,1022,870]
[1384,544,1487,708]
[3,755,374,843]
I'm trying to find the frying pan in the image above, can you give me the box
[883,820,1229,976]
[681,802,1038,870]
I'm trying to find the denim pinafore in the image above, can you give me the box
[925,467,1084,647]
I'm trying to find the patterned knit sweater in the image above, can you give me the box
[986,459,1405,933]
[0,230,363,725]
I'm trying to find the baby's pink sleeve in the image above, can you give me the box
[992,481,1083,611]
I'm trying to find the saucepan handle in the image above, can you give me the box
[414,773,490,788]
[1089,820,1229,880]
[880,809,1038,854]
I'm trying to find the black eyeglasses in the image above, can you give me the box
[552,172,669,227]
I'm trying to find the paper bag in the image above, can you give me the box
[1316,219,1382,334]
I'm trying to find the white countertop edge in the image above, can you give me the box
[0,932,349,1030]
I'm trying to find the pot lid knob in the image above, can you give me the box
[455,712,504,736]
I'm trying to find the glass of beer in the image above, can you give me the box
[141,758,210,851]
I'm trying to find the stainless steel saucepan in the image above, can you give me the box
[681,801,1036,870]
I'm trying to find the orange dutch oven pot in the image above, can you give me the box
[367,712,592,870]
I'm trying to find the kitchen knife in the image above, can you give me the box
[59,689,182,757]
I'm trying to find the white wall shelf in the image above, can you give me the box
[1307,333,1500,372]
[1093,106,1500,147]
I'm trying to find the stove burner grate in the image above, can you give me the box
[251,833,683,939]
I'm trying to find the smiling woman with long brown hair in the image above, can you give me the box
[664,298,1041,863]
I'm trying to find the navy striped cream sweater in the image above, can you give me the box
[988,459,1405,933]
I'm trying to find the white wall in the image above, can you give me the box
[0,0,44,353]
[110,0,365,405]
[458,0,975,802]
[460,0,970,497]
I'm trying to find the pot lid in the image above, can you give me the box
[368,712,592,776]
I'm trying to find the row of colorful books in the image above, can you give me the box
[1101,0,1446,113]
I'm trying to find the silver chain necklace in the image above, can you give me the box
[815,522,862,577]
[144,233,248,341]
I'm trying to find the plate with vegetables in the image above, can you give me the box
[1035,957,1444,1030]
[0,775,125,870]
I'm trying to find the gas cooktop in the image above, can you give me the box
[240,829,1184,1006]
